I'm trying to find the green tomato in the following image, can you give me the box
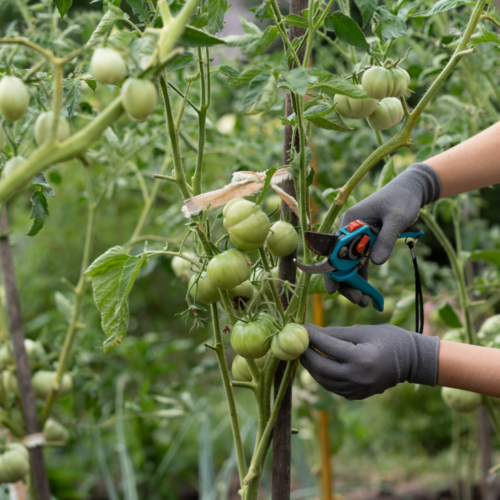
[1,370,19,396]
[229,280,255,308]
[172,252,195,280]
[333,86,378,120]
[43,418,69,445]
[2,157,30,191]
[91,48,126,85]
[367,98,404,131]
[271,323,309,361]
[0,128,5,152]
[0,340,45,369]
[266,221,299,257]
[231,353,267,381]
[0,76,29,121]
[34,111,70,145]
[264,194,281,213]
[223,198,270,251]
[207,249,252,290]
[0,443,29,483]
[441,387,482,413]
[479,314,500,339]
[188,272,220,304]
[32,370,73,400]
[361,66,410,100]
[231,313,274,359]
[253,266,278,299]
[122,78,158,121]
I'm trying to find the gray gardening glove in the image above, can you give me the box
[300,323,440,400]
[330,163,441,307]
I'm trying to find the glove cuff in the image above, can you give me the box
[408,334,440,387]
[404,163,442,207]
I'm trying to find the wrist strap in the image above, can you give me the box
[406,240,424,334]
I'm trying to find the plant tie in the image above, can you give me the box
[406,239,424,334]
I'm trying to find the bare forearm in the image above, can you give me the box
[438,340,500,398]
[426,121,500,197]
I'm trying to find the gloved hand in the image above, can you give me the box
[300,323,440,400]
[330,162,441,306]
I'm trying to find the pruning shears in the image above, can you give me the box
[295,220,424,312]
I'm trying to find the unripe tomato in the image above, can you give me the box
[122,78,158,121]
[271,323,309,361]
[223,198,270,251]
[43,418,69,445]
[32,370,73,399]
[361,66,410,100]
[441,387,482,413]
[231,353,267,381]
[207,249,252,290]
[1,370,19,396]
[188,272,220,304]
[334,86,378,120]
[0,76,29,121]
[34,111,70,145]
[479,314,500,339]
[0,340,45,369]
[367,98,404,131]
[253,266,278,299]
[0,443,29,483]
[442,329,464,343]
[0,128,5,152]
[266,221,299,257]
[230,313,274,359]
[229,280,255,305]
[90,48,126,84]
[2,156,30,191]
[264,194,281,213]
[172,252,195,280]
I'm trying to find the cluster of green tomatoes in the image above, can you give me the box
[0,47,157,189]
[183,199,309,381]
[334,63,410,130]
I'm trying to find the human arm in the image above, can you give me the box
[300,324,500,400]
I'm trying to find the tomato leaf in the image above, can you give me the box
[304,104,336,118]
[239,16,262,35]
[472,24,500,45]
[353,0,378,27]
[325,12,371,53]
[226,62,273,87]
[241,72,277,114]
[471,250,500,267]
[179,27,226,47]
[282,67,309,96]
[372,6,408,41]
[125,0,150,22]
[27,191,50,237]
[207,0,227,34]
[308,73,369,98]
[62,78,81,120]
[256,167,278,205]
[411,0,475,18]
[438,303,462,329]
[283,14,309,28]
[54,291,73,324]
[306,109,354,132]
[390,293,415,326]
[377,157,396,189]
[85,246,130,277]
[219,65,239,79]
[116,254,147,316]
[31,173,55,197]
[165,52,195,72]
[249,25,278,56]
[53,0,72,19]
[83,78,97,92]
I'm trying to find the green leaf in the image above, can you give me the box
[165,52,195,72]
[471,250,500,267]
[207,0,227,34]
[227,62,273,87]
[372,6,407,41]
[309,73,369,97]
[283,14,309,28]
[84,78,97,92]
[353,0,378,27]
[306,109,354,132]
[472,24,500,44]
[54,291,73,323]
[223,34,261,47]
[438,303,462,329]
[53,0,72,19]
[256,167,278,205]
[116,254,147,315]
[390,293,415,326]
[85,246,130,277]
[27,191,50,237]
[377,157,395,189]
[411,0,474,18]
[179,27,226,47]
[239,16,262,35]
[219,65,239,78]
[31,173,54,197]
[325,12,370,53]
[242,72,277,114]
[282,67,309,96]
[304,104,336,118]
[125,0,150,22]
[306,167,315,186]
[250,25,278,56]
[62,78,81,120]
[190,13,208,28]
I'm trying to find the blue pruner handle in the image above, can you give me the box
[399,224,424,240]
[328,268,384,312]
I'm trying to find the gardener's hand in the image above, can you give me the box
[300,323,440,400]
[329,162,441,307]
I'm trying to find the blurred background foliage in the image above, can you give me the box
[2,0,500,498]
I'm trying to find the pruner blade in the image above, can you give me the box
[304,231,340,256]
[294,257,335,274]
